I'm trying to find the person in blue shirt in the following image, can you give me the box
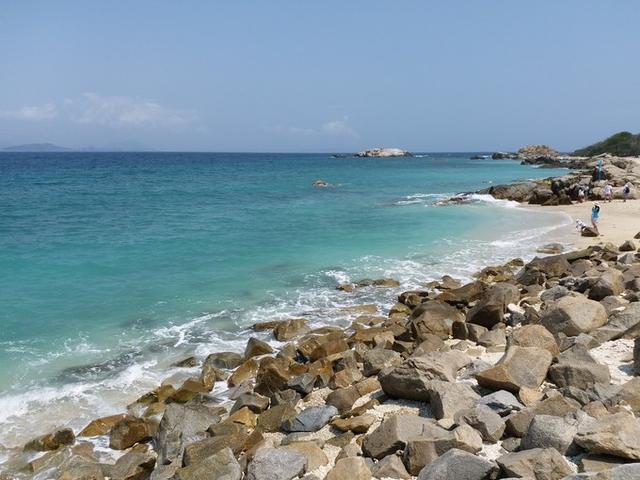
[591,204,601,235]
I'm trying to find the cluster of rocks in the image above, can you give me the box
[491,145,562,164]
[354,148,412,158]
[8,240,640,480]
[478,155,639,206]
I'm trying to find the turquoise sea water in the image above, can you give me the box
[0,152,570,450]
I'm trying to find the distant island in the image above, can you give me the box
[574,131,640,157]
[354,147,412,158]
[3,143,71,152]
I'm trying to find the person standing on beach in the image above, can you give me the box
[591,204,601,235]
[578,188,585,203]
[603,184,613,202]
[623,182,631,202]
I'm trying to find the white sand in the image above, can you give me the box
[589,338,635,384]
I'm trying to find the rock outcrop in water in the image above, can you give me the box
[10,237,640,479]
[354,148,412,158]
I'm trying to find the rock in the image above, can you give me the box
[200,362,227,390]
[475,346,553,393]
[244,337,274,359]
[110,450,156,480]
[326,457,371,480]
[478,328,507,349]
[477,390,524,416]
[284,442,328,471]
[287,373,316,395]
[362,349,401,376]
[230,392,269,414]
[256,404,297,433]
[254,357,291,397]
[438,281,487,305]
[582,226,600,237]
[173,356,198,368]
[155,403,223,465]
[227,359,258,387]
[496,448,573,479]
[466,283,520,329]
[24,428,75,451]
[282,405,338,433]
[326,385,361,414]
[274,319,309,341]
[109,416,150,450]
[620,240,636,252]
[506,395,581,437]
[416,448,499,480]
[312,180,329,188]
[354,147,411,157]
[174,447,241,480]
[521,414,578,454]
[331,415,375,434]
[80,414,128,437]
[204,352,243,369]
[246,447,307,480]
[402,424,483,475]
[590,270,625,300]
[635,339,640,375]
[371,454,410,479]
[541,296,608,336]
[574,413,640,460]
[362,414,435,459]
[538,243,565,255]
[548,357,611,390]
[429,380,481,420]
[181,430,250,466]
[410,301,465,340]
[540,285,570,303]
[526,254,571,278]
[579,453,631,473]
[508,325,559,357]
[454,406,506,442]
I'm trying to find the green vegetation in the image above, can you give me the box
[574,131,640,157]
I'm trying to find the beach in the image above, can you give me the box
[2,153,640,479]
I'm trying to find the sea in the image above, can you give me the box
[0,152,572,456]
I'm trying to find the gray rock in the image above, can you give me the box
[416,448,499,480]
[230,392,269,414]
[283,405,338,433]
[246,447,307,480]
[496,448,573,479]
[454,406,506,443]
[590,269,625,301]
[466,283,520,329]
[403,424,482,475]
[505,395,581,437]
[521,414,578,454]
[541,295,608,336]
[362,414,434,459]
[410,301,465,340]
[429,380,480,420]
[548,359,611,390]
[362,349,401,376]
[476,346,552,393]
[174,448,241,480]
[507,324,560,357]
[287,373,316,395]
[155,403,222,465]
[110,450,156,480]
[477,390,524,416]
[478,328,507,348]
[540,285,570,303]
[371,454,410,479]
[325,457,371,480]
[575,413,640,460]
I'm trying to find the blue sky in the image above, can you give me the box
[1,1,639,152]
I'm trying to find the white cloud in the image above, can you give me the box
[266,116,358,138]
[321,116,357,137]
[0,103,58,121]
[69,93,194,128]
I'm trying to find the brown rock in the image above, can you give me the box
[256,404,297,432]
[331,415,375,434]
[79,414,128,437]
[326,457,371,480]
[496,447,572,479]
[410,301,465,340]
[244,337,274,359]
[109,417,150,450]
[274,319,309,341]
[541,295,607,336]
[508,324,559,357]
[476,346,552,393]
[24,428,75,452]
[227,358,259,387]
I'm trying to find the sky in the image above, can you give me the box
[1,1,639,152]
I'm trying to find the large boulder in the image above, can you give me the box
[109,416,151,450]
[416,448,499,480]
[454,406,506,443]
[273,319,309,341]
[203,352,243,369]
[325,457,371,480]
[362,414,435,459]
[466,283,520,329]
[475,346,553,393]
[155,403,223,465]
[541,296,608,336]
[403,424,483,475]
[520,414,578,454]
[505,395,581,437]
[428,380,481,420]
[496,448,573,479]
[109,450,156,480]
[282,406,338,433]
[246,447,307,480]
[575,413,640,460]
[24,428,75,452]
[548,358,611,390]
[589,269,625,300]
[409,301,465,340]
[507,325,559,357]
[371,455,411,479]
[174,447,241,480]
[379,351,472,401]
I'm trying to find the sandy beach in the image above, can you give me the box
[531,199,640,250]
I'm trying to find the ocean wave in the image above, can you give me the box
[393,192,451,206]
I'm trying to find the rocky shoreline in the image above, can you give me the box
[4,156,640,480]
[4,233,640,479]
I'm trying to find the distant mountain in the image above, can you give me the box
[574,131,640,157]
[3,143,71,152]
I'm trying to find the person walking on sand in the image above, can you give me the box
[603,183,613,202]
[623,182,631,202]
[591,203,601,235]
[578,187,585,203]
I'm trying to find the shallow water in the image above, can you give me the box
[0,152,570,449]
